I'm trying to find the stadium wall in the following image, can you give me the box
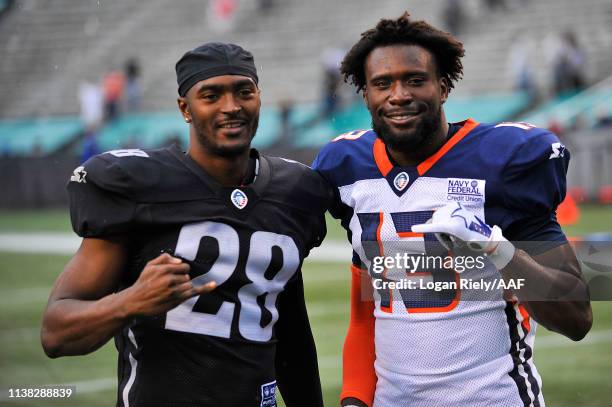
[0,148,320,209]
[0,155,78,208]
[2,126,611,208]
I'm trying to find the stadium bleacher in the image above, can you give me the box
[0,0,610,119]
[95,108,280,152]
[520,77,612,128]
[0,4,611,406]
[0,85,603,155]
[0,0,611,202]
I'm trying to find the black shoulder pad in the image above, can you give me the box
[67,156,135,237]
[264,156,333,215]
[83,147,209,203]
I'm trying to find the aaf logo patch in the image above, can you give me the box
[231,189,248,209]
[69,166,87,183]
[393,172,409,191]
[549,142,566,159]
[260,380,276,407]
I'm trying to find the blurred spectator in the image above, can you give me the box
[570,112,589,132]
[276,98,294,147]
[32,139,43,157]
[103,70,126,122]
[124,58,141,112]
[595,106,612,129]
[551,31,587,96]
[78,80,104,128]
[207,0,237,33]
[0,139,11,157]
[547,117,564,137]
[320,47,344,117]
[507,34,538,103]
[80,126,100,163]
[441,0,465,35]
[162,132,185,150]
[257,0,274,13]
[482,0,507,11]
[122,135,138,150]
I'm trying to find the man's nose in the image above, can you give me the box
[388,82,412,105]
[220,94,242,114]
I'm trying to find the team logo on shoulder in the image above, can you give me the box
[69,166,87,183]
[231,189,248,209]
[393,172,409,191]
[549,142,566,159]
[260,381,276,407]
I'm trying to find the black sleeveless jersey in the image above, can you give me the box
[67,146,332,407]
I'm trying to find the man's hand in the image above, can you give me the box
[412,202,515,269]
[42,239,218,358]
[123,253,217,317]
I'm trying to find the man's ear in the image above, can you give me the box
[177,97,191,123]
[362,87,369,109]
[440,77,449,105]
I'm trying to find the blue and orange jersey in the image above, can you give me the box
[313,119,569,407]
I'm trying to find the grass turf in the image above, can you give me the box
[0,252,610,406]
[0,205,610,405]
[1,204,611,237]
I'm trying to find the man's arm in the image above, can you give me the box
[41,237,215,358]
[340,265,376,407]
[412,202,592,341]
[274,273,323,407]
[501,244,592,341]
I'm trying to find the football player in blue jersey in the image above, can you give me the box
[41,42,329,407]
[313,12,592,407]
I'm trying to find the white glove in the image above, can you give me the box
[412,202,515,270]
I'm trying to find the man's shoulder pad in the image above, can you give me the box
[476,122,562,165]
[484,121,555,146]
[83,147,201,200]
[264,156,333,214]
[317,129,375,162]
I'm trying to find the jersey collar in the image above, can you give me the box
[372,118,479,197]
[169,145,271,196]
[373,118,479,177]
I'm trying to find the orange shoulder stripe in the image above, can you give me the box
[417,118,479,175]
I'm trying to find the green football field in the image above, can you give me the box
[0,206,611,406]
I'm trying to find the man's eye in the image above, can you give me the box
[239,89,255,97]
[408,78,425,86]
[374,80,390,88]
[201,94,218,101]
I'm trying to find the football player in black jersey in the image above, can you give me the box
[42,42,330,407]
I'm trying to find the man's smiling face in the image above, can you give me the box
[363,44,448,153]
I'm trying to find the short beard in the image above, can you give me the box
[373,106,442,152]
[195,116,259,159]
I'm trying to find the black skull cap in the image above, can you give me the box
[176,42,258,96]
